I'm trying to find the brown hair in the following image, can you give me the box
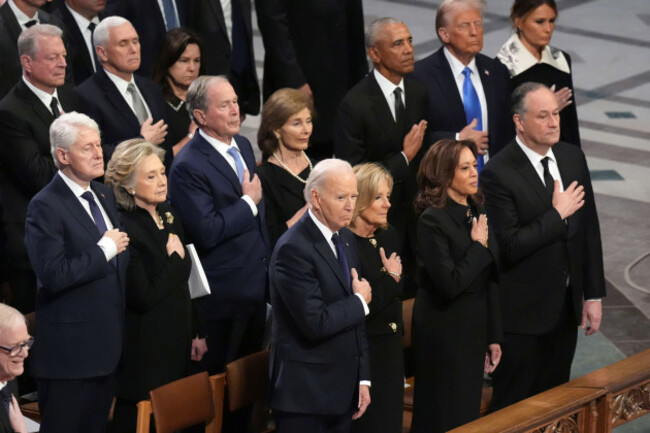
[105,139,165,211]
[257,88,315,158]
[510,0,557,29]
[414,139,483,213]
[152,28,205,100]
[350,163,394,230]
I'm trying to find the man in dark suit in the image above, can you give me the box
[257,0,368,160]
[104,0,189,77]
[51,0,106,85]
[188,0,260,115]
[167,75,269,432]
[25,112,130,433]
[334,17,428,297]
[77,16,168,162]
[0,24,81,314]
[0,303,32,433]
[480,82,606,411]
[269,158,372,433]
[410,0,513,160]
[0,0,63,99]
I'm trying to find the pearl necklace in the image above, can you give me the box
[272,150,312,184]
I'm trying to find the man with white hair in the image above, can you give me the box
[25,111,129,433]
[268,158,372,433]
[0,303,31,433]
[0,24,81,314]
[77,15,168,162]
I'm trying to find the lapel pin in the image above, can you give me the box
[484,69,489,76]
[100,193,105,199]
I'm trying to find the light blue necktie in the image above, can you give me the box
[462,67,485,172]
[162,0,179,30]
[227,146,245,183]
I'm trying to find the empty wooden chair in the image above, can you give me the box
[225,350,273,432]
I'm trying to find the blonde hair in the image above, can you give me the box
[105,139,165,211]
[350,163,393,229]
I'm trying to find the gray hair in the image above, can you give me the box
[105,139,165,211]
[50,112,101,169]
[186,75,231,124]
[93,16,131,49]
[511,81,549,119]
[17,24,62,58]
[365,17,404,48]
[436,0,486,33]
[304,159,354,205]
[0,304,26,339]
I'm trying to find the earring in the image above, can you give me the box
[274,132,281,139]
[130,190,136,195]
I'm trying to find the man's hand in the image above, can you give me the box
[140,118,168,145]
[8,395,27,433]
[351,268,371,304]
[191,337,208,361]
[103,228,129,254]
[581,300,602,336]
[459,119,489,155]
[242,170,263,204]
[553,180,585,220]
[352,385,371,420]
[402,120,427,162]
[484,343,502,374]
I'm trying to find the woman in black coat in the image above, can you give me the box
[105,139,206,432]
[411,139,503,433]
[349,163,404,433]
[497,0,581,146]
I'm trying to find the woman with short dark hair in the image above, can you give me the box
[411,139,502,433]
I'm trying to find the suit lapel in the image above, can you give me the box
[205,0,229,41]
[15,80,55,128]
[196,134,242,193]
[52,176,103,239]
[367,74,402,147]
[431,49,466,126]
[0,4,21,44]
[476,55,495,133]
[97,70,141,132]
[509,142,551,206]
[60,6,94,73]
[135,76,162,120]
[303,215,350,292]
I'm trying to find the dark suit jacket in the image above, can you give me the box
[479,140,606,335]
[77,68,167,161]
[0,3,62,99]
[0,79,81,270]
[333,72,429,242]
[104,0,189,77]
[167,132,269,320]
[268,214,369,415]
[25,176,127,379]
[410,48,514,156]
[256,0,367,143]
[51,3,105,86]
[189,0,260,115]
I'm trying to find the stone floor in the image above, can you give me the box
[242,0,650,429]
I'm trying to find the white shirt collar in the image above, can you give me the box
[308,208,338,255]
[497,33,570,77]
[7,0,37,27]
[65,3,100,32]
[22,76,60,113]
[103,68,135,95]
[516,135,556,167]
[373,69,404,101]
[198,129,237,154]
[0,381,6,391]
[58,170,95,196]
[443,46,478,77]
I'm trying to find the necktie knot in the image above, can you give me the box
[462,66,472,79]
[24,20,37,28]
[88,22,96,32]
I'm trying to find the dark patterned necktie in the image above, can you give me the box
[541,157,555,197]
[331,233,351,288]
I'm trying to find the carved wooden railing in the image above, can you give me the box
[449,348,650,433]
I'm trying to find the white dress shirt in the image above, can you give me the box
[58,171,117,261]
[103,69,152,119]
[7,0,38,29]
[198,129,258,216]
[22,76,62,115]
[372,69,409,165]
[516,136,564,191]
[65,3,100,72]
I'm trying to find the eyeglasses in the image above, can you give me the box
[0,337,34,357]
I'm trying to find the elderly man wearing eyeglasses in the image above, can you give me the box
[0,303,32,433]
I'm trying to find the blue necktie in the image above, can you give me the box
[227,146,245,183]
[81,191,116,266]
[331,233,351,288]
[162,0,179,30]
[462,67,485,172]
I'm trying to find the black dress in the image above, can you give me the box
[111,202,205,432]
[162,96,191,170]
[411,199,502,433]
[257,161,310,249]
[351,226,404,433]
